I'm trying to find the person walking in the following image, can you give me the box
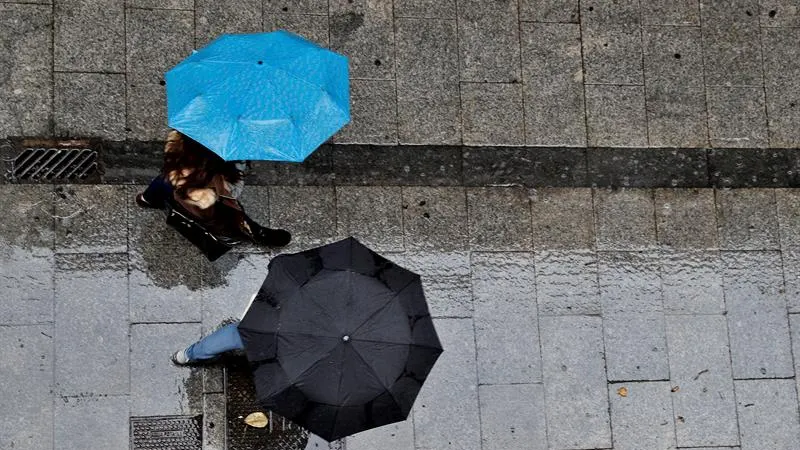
[171,320,244,365]
[136,130,291,248]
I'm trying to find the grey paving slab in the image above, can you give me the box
[531,188,595,250]
[128,0,192,9]
[394,0,455,18]
[333,79,397,144]
[782,250,800,313]
[777,189,800,248]
[581,0,642,25]
[345,420,414,450]
[761,0,800,26]
[715,188,779,250]
[395,18,460,144]
[791,314,800,406]
[196,0,262,47]
[608,381,676,450]
[203,365,224,394]
[127,185,184,249]
[54,253,128,395]
[472,252,540,384]
[641,0,700,25]
[203,392,225,450]
[655,188,717,249]
[701,1,763,86]
[401,252,471,318]
[588,148,709,188]
[0,324,53,450]
[263,12,330,46]
[535,250,601,316]
[540,316,611,449]
[765,83,800,148]
[520,22,586,147]
[707,86,768,148]
[594,188,657,250]
[457,0,520,83]
[54,395,129,450]
[269,186,336,252]
[586,84,648,147]
[55,185,127,254]
[467,187,532,251]
[130,322,202,415]
[519,0,579,22]
[201,252,271,331]
[402,187,468,251]
[329,0,394,79]
[722,251,794,379]
[53,0,124,72]
[479,384,547,450]
[604,312,670,381]
[236,185,270,240]
[0,3,52,137]
[129,247,203,324]
[762,28,800,147]
[127,8,194,85]
[646,85,709,148]
[661,250,725,314]
[582,26,644,85]
[735,379,800,449]
[761,27,800,89]
[460,82,524,145]
[333,144,462,186]
[462,147,588,187]
[599,251,663,313]
[53,73,126,140]
[666,315,739,448]
[335,186,403,252]
[264,0,327,16]
[126,83,168,142]
[412,318,480,450]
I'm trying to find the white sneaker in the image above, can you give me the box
[171,348,191,366]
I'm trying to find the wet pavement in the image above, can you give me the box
[3,182,800,449]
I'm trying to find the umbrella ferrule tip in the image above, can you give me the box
[342,335,350,342]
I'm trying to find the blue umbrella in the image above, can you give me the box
[166,31,350,162]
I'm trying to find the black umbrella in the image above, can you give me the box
[238,237,443,441]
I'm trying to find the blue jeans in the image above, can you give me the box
[186,323,245,361]
[142,175,174,208]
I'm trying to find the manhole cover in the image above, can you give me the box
[130,415,202,450]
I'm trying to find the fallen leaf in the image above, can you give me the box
[244,412,268,428]
[671,386,680,392]
[617,387,628,397]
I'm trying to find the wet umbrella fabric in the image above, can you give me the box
[166,30,350,162]
[238,237,443,441]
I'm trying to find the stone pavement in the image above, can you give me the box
[3,182,800,449]
[1,0,800,148]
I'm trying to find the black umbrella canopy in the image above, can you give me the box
[238,237,443,441]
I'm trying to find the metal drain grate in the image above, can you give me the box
[2,139,99,182]
[130,415,203,450]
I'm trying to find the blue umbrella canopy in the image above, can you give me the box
[166,31,350,162]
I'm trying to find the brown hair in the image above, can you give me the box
[162,132,243,198]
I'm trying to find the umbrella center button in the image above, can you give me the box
[342,335,350,342]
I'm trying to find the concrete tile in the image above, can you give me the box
[345,420,414,450]
[735,379,800,449]
[707,86,768,148]
[0,184,54,251]
[463,147,588,187]
[586,85,648,147]
[479,384,547,450]
[334,144,462,186]
[531,188,595,250]
[54,395,129,450]
[608,381,676,449]
[264,0,327,15]
[467,187,532,251]
[201,252,271,331]
[588,148,709,188]
[412,318,480,450]
[666,315,739,448]
[0,324,53,450]
[661,250,725,315]
[519,0,579,22]
[765,83,800,148]
[203,365,224,394]
[761,28,800,146]
[460,82,524,145]
[644,26,703,88]
[203,392,225,450]
[263,13,330,46]
[333,79,397,144]
[269,186,336,252]
[130,322,202,415]
[762,27,800,88]
[457,0,521,82]
[535,250,600,316]
[54,0,124,72]
[599,251,663,313]
[761,0,800,27]
[394,0,455,18]
[722,251,794,379]
[604,312,670,381]
[647,87,710,150]
[402,187,468,251]
[791,314,800,405]
[55,253,128,395]
[708,148,795,188]
[128,0,192,8]
[655,189,717,249]
[236,185,270,235]
[472,252,540,384]
[129,247,203,324]
[701,0,762,86]
[402,252,471,318]
[196,0,261,47]
[126,83,168,141]
[335,186,403,252]
[641,0,700,25]
[777,189,800,248]
[582,26,643,85]
[781,250,800,313]
[520,22,586,146]
[594,188,656,250]
[55,185,127,254]
[715,189,779,250]
[581,0,641,25]
[126,8,194,84]
[0,4,52,136]
[396,81,460,145]
[54,73,126,140]
[540,316,611,449]
[330,0,394,79]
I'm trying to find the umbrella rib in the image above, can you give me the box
[348,275,421,337]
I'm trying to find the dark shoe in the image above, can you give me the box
[135,193,160,209]
[254,227,292,248]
